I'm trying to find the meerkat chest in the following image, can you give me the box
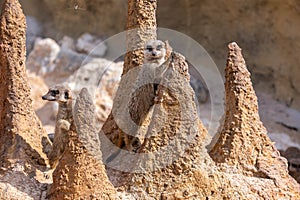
[57,107,73,121]
[142,62,167,78]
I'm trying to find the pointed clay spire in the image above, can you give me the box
[209,42,294,181]
[0,0,51,168]
[123,0,157,74]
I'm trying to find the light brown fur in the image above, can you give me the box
[106,41,172,162]
[129,40,168,125]
[42,84,73,169]
[127,40,171,151]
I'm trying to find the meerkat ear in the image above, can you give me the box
[164,40,173,59]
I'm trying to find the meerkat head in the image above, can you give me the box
[144,40,166,65]
[42,84,72,104]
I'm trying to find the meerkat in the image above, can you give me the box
[127,40,173,150]
[106,40,170,163]
[144,40,167,66]
[129,40,168,125]
[42,84,73,170]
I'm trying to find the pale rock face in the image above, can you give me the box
[26,37,88,85]
[27,38,60,75]
[76,33,107,57]
[58,35,76,50]
[66,58,123,124]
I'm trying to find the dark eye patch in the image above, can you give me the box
[64,91,69,99]
[156,45,163,50]
[146,45,153,51]
[51,90,59,95]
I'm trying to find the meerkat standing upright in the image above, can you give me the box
[106,40,171,163]
[127,40,169,149]
[129,40,167,125]
[106,40,168,163]
[42,84,73,170]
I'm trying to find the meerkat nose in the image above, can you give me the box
[152,52,157,56]
[42,95,47,100]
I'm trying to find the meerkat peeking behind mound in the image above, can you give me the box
[42,85,72,103]
[42,84,73,170]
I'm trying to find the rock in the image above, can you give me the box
[0,0,51,199]
[27,37,88,85]
[66,58,123,124]
[74,88,103,160]
[26,15,43,54]
[258,92,300,133]
[41,0,126,37]
[43,48,87,85]
[76,33,107,57]
[58,35,75,51]
[26,38,60,75]
[268,132,300,152]
[48,88,116,199]
[257,92,300,151]
[210,42,285,176]
[66,58,117,95]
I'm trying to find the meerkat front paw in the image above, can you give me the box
[154,89,166,104]
[154,95,163,104]
[58,119,70,130]
[43,167,54,179]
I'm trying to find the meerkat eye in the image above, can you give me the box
[156,45,162,50]
[146,45,153,51]
[64,91,69,99]
[51,90,59,96]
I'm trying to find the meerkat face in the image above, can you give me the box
[144,40,166,65]
[42,85,72,104]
